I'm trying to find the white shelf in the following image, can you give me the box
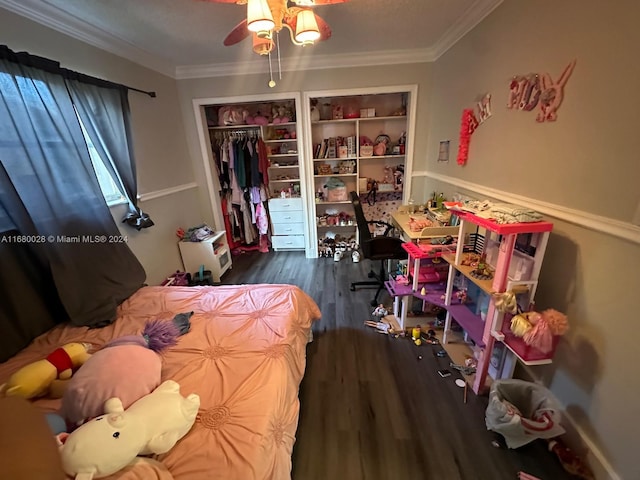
[314,174,357,178]
[265,138,297,143]
[359,154,405,160]
[271,179,300,183]
[311,115,406,125]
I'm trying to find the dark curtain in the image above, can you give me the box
[0,229,66,363]
[67,80,153,230]
[0,55,145,338]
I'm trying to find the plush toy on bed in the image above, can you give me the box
[58,380,200,479]
[0,342,91,399]
[61,315,192,426]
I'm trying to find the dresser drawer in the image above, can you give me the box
[270,209,304,224]
[269,197,303,212]
[272,222,305,236]
[271,235,305,250]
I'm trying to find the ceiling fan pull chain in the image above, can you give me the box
[277,31,282,80]
[268,51,276,88]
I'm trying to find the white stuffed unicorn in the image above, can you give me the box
[58,380,200,479]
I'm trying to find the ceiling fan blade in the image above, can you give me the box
[314,14,332,41]
[223,19,250,46]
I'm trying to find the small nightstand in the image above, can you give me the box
[178,231,232,282]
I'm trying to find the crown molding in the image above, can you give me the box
[431,0,504,60]
[0,0,503,79]
[175,47,435,79]
[0,0,176,77]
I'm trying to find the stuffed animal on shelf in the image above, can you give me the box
[58,380,200,479]
[61,316,192,426]
[0,342,91,399]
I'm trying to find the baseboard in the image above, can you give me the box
[517,365,621,480]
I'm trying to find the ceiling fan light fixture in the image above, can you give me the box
[294,10,321,45]
[247,0,275,36]
[252,32,274,55]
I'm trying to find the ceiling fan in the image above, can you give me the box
[206,0,349,56]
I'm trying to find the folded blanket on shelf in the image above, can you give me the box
[490,203,542,223]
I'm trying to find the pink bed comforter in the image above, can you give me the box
[0,285,321,480]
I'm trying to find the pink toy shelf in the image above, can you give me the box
[497,314,560,365]
[441,208,555,394]
[402,242,455,290]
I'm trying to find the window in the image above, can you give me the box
[77,115,126,206]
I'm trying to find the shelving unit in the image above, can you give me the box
[383,208,555,395]
[441,210,554,394]
[303,88,417,257]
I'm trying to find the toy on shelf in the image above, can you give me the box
[509,308,569,354]
[58,380,200,479]
[469,253,493,280]
[0,342,91,399]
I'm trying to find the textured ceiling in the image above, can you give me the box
[0,0,503,77]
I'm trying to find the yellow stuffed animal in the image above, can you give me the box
[0,343,91,399]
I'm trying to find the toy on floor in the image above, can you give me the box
[547,437,595,480]
[0,342,91,399]
[372,304,388,319]
[62,315,192,426]
[364,321,391,334]
[58,380,200,479]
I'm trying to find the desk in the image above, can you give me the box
[391,211,459,242]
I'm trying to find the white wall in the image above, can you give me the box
[0,9,202,284]
[415,1,640,478]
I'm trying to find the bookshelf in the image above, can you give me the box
[303,87,417,257]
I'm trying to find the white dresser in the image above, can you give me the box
[268,198,305,251]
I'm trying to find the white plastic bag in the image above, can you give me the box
[485,379,565,448]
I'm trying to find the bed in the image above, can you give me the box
[0,284,321,480]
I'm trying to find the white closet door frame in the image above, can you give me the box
[192,92,311,256]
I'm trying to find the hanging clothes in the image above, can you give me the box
[234,138,246,189]
[208,126,272,252]
[257,137,269,185]
[250,138,261,187]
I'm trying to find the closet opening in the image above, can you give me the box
[192,92,311,258]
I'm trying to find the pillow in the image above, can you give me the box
[62,344,161,425]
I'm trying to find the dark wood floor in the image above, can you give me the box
[222,251,572,480]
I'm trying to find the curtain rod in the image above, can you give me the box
[0,45,156,98]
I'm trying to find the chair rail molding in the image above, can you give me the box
[414,171,640,245]
[138,182,198,202]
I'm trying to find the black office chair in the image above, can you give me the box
[349,191,406,306]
